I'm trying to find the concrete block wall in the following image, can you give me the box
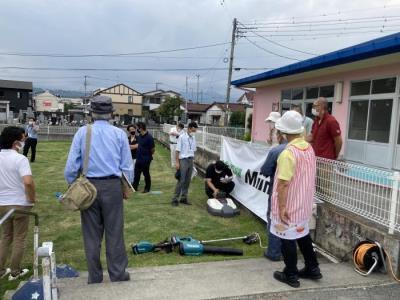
[315,203,400,277]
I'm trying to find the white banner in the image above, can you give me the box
[220,137,270,222]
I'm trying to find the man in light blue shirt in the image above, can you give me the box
[64,121,133,184]
[64,95,133,284]
[23,117,39,162]
[171,122,198,206]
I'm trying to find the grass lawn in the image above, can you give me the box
[1,140,266,297]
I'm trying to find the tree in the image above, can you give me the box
[229,111,245,127]
[157,97,183,120]
[64,103,75,113]
[247,113,252,131]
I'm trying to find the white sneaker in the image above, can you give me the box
[8,268,29,281]
[0,268,11,279]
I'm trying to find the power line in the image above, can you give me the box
[0,66,274,72]
[249,24,400,33]
[243,19,400,29]
[237,21,318,56]
[244,29,399,37]
[242,37,301,61]
[0,42,230,58]
[244,4,400,23]
[237,30,396,42]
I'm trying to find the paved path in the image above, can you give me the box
[57,258,400,299]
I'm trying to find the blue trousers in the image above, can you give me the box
[265,193,281,259]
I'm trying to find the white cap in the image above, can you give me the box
[275,111,304,134]
[265,111,281,123]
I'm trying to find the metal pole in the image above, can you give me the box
[225,18,237,126]
[185,76,188,123]
[42,258,52,300]
[33,226,39,280]
[389,171,400,234]
[196,74,200,103]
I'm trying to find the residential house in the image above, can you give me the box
[232,32,400,170]
[237,90,255,105]
[186,103,210,124]
[93,83,143,124]
[205,102,246,126]
[142,89,181,112]
[0,79,33,123]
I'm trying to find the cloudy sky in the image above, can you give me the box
[1,0,400,101]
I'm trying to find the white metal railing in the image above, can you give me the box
[315,158,400,234]
[163,123,245,140]
[0,124,162,140]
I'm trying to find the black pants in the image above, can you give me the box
[23,138,37,162]
[205,181,235,198]
[281,233,319,277]
[133,160,151,191]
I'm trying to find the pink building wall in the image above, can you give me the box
[252,62,400,152]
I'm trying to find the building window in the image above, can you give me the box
[292,88,303,100]
[150,97,161,104]
[371,77,396,94]
[351,81,371,96]
[367,99,393,143]
[398,119,400,145]
[281,89,291,100]
[127,109,133,116]
[348,101,368,140]
[351,77,397,96]
[348,99,393,143]
[306,87,318,99]
[128,96,133,103]
[319,85,334,98]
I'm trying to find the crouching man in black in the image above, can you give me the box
[205,160,235,198]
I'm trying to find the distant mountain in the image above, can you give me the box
[33,87,86,98]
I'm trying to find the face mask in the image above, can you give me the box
[15,141,25,152]
[311,108,319,117]
[29,121,34,125]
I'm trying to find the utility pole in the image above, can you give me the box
[200,90,203,103]
[185,76,188,123]
[155,82,162,90]
[225,18,237,126]
[196,74,200,103]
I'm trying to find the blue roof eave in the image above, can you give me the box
[232,32,400,87]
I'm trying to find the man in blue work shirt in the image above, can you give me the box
[23,117,39,162]
[132,122,155,193]
[171,122,198,206]
[64,95,133,284]
[260,130,288,261]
